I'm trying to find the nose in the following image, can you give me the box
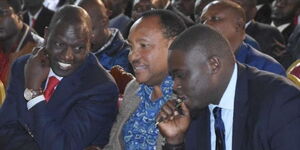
[128,49,141,64]
[63,46,74,62]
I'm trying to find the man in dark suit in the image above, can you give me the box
[0,5,118,150]
[23,0,54,37]
[157,24,300,150]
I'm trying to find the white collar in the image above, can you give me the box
[48,68,63,81]
[28,7,43,19]
[245,21,252,29]
[271,21,291,32]
[209,63,237,110]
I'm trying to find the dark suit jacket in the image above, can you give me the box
[185,63,300,150]
[0,53,119,150]
[246,21,285,56]
[23,6,54,37]
[166,4,194,27]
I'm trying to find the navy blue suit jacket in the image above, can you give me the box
[185,63,300,150]
[0,53,119,150]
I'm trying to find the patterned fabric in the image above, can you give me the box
[122,76,173,150]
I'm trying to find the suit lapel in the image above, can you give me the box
[232,63,250,150]
[186,108,211,150]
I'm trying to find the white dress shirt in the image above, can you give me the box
[209,63,237,150]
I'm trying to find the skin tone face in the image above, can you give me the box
[132,0,154,20]
[169,49,216,113]
[272,0,300,22]
[0,2,21,41]
[80,0,109,52]
[171,0,195,16]
[200,2,245,52]
[194,0,213,22]
[128,16,172,87]
[45,22,90,77]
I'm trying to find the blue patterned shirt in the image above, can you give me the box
[122,76,173,150]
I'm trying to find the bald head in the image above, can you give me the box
[48,5,92,35]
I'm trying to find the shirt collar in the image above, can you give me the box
[48,68,63,81]
[271,21,291,32]
[245,21,252,29]
[93,28,118,54]
[29,7,43,19]
[209,63,237,110]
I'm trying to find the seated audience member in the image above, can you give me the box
[170,0,195,21]
[0,0,43,88]
[77,0,133,73]
[157,24,300,150]
[102,0,133,38]
[255,0,273,24]
[22,0,54,37]
[165,0,195,26]
[0,5,118,150]
[131,0,155,21]
[232,0,284,53]
[103,10,186,150]
[271,0,300,42]
[200,1,286,76]
[194,0,261,50]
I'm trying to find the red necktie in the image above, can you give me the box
[31,18,36,27]
[44,76,60,102]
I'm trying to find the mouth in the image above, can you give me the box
[57,62,72,70]
[133,64,147,72]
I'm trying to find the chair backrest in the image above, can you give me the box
[0,80,6,105]
[287,59,300,86]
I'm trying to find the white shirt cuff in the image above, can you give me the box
[27,95,45,110]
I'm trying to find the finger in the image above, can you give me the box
[161,102,176,116]
[181,102,190,117]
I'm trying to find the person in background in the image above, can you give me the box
[200,1,286,75]
[77,0,133,73]
[0,0,43,88]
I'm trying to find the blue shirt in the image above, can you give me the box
[236,42,286,76]
[122,76,173,150]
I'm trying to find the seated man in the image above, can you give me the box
[0,5,118,150]
[157,24,300,150]
[200,0,286,76]
[77,0,133,73]
[0,0,43,87]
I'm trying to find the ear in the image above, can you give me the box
[207,56,221,75]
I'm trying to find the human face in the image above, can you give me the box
[45,23,90,77]
[132,0,154,20]
[200,4,239,47]
[0,2,21,41]
[171,0,195,16]
[169,49,214,114]
[128,16,171,86]
[82,3,108,52]
[272,0,300,21]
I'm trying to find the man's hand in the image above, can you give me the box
[157,100,191,145]
[24,47,50,90]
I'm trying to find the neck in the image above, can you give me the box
[151,85,163,101]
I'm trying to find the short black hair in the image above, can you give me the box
[141,9,187,39]
[169,24,233,60]
[7,0,22,13]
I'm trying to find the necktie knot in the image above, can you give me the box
[213,107,225,150]
[44,76,60,102]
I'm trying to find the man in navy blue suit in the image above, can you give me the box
[0,5,118,150]
[157,24,300,150]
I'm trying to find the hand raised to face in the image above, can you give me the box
[156,99,191,145]
[24,47,50,90]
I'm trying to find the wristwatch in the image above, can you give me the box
[24,88,43,101]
